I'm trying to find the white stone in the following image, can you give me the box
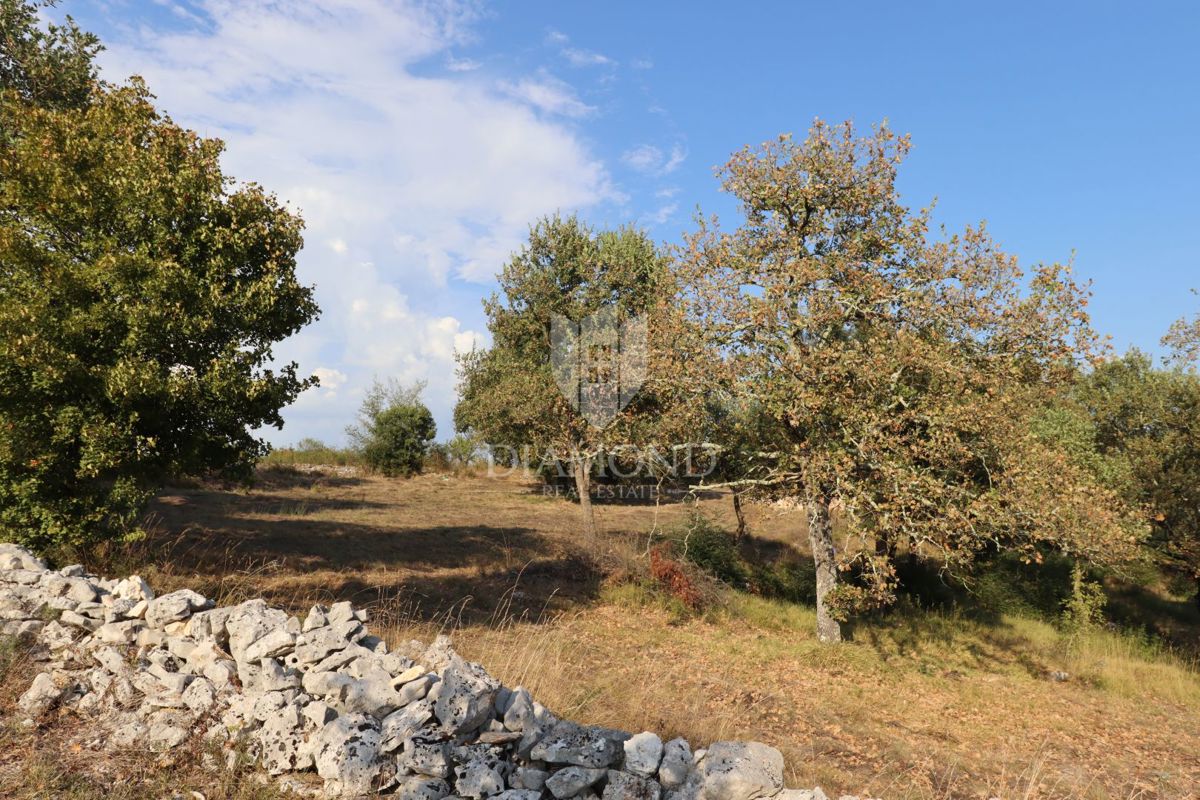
[114,575,154,602]
[313,713,382,797]
[145,589,209,629]
[696,742,783,800]
[658,738,692,789]
[624,732,664,778]
[183,677,218,714]
[546,767,607,799]
[242,629,296,663]
[18,672,61,716]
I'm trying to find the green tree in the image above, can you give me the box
[1164,290,1200,368]
[1076,351,1200,607]
[455,214,694,543]
[1,0,99,111]
[347,380,436,477]
[0,2,319,550]
[677,121,1142,641]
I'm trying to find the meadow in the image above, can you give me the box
[4,466,1196,799]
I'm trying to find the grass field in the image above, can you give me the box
[3,466,1199,799]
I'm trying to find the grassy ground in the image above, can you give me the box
[2,467,1198,799]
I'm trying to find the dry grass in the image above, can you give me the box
[4,468,1198,799]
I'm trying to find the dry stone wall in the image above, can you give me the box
[0,542,858,800]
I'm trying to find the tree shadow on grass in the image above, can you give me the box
[132,484,604,627]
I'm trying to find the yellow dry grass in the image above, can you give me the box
[3,468,1197,799]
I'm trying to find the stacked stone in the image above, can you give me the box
[0,543,850,800]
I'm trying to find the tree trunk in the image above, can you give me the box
[572,454,597,545]
[732,491,747,540]
[807,499,842,643]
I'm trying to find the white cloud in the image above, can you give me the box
[445,56,481,72]
[643,203,678,226]
[546,29,615,68]
[622,144,662,172]
[621,142,687,175]
[662,143,687,174]
[96,0,617,443]
[498,73,595,118]
[562,47,615,67]
[311,367,348,395]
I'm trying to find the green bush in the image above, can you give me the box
[662,509,815,604]
[260,438,362,468]
[667,510,748,587]
[0,4,318,551]
[347,380,436,478]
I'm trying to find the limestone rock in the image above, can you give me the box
[604,771,662,800]
[697,742,784,800]
[18,672,62,716]
[395,776,452,800]
[145,589,210,629]
[400,733,452,778]
[494,792,543,800]
[313,713,383,797]
[113,574,154,603]
[380,697,435,753]
[182,676,218,714]
[658,738,692,789]
[532,720,623,769]
[242,629,297,663]
[256,701,309,775]
[512,767,549,792]
[624,732,664,778]
[226,599,290,663]
[454,758,507,799]
[545,766,608,799]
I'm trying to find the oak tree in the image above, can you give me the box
[0,1,319,549]
[677,121,1142,641]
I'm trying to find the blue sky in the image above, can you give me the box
[57,0,1200,444]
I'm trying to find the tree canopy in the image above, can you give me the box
[455,214,698,541]
[0,0,319,549]
[675,121,1143,640]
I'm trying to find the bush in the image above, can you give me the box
[662,509,815,604]
[347,380,436,478]
[667,509,748,587]
[0,9,318,551]
[259,438,362,468]
[445,434,481,469]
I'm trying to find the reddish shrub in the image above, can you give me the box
[649,545,702,610]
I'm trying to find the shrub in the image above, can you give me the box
[649,545,702,610]
[667,509,748,587]
[347,380,436,478]
[1062,562,1108,631]
[0,7,318,551]
[662,509,816,604]
[259,438,362,468]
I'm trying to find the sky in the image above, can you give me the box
[52,0,1200,445]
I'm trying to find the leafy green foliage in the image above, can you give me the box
[1163,290,1200,367]
[259,439,362,469]
[455,214,698,537]
[0,4,319,550]
[347,380,436,477]
[1074,351,1200,604]
[1061,562,1108,631]
[676,120,1144,639]
[663,509,816,604]
[1,0,99,111]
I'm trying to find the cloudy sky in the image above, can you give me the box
[56,0,1200,445]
